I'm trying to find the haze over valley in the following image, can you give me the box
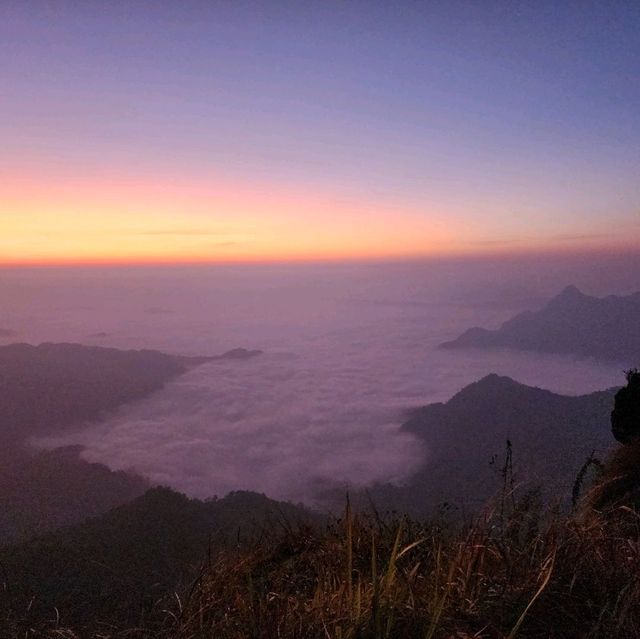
[3,255,636,506]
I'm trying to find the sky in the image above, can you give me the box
[1,1,639,264]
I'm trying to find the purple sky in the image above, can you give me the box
[1,2,639,263]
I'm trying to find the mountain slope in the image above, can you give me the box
[0,342,212,449]
[0,487,315,630]
[367,374,616,515]
[440,285,640,363]
[0,341,270,546]
[0,342,218,545]
[0,446,148,545]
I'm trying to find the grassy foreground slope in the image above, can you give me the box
[1,487,314,634]
[4,470,639,639]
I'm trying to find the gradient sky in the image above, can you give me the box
[1,1,639,264]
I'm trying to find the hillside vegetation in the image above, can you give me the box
[3,470,639,638]
[0,446,148,545]
[0,487,315,634]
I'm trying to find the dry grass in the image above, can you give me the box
[160,498,639,639]
[6,463,640,639]
[585,440,640,514]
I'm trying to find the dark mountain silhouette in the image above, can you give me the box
[0,342,211,545]
[611,369,640,444]
[0,446,148,545]
[0,342,266,545]
[0,487,315,629]
[366,374,616,515]
[440,285,640,363]
[594,370,640,512]
[0,342,187,547]
[0,342,211,449]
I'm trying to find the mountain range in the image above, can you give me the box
[0,342,260,545]
[0,342,212,449]
[0,446,148,545]
[441,285,640,364]
[0,340,626,635]
[0,487,314,630]
[365,374,617,515]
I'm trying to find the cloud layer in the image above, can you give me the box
[24,259,629,505]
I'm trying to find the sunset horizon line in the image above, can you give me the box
[2,244,638,270]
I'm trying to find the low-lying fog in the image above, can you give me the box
[2,255,638,504]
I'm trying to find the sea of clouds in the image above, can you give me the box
[2,257,636,504]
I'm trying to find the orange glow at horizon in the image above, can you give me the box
[1,169,635,266]
[0,170,470,265]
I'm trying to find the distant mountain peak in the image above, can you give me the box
[547,284,587,306]
[440,286,640,363]
[469,373,520,389]
[479,372,513,383]
[449,374,525,403]
[558,284,583,298]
